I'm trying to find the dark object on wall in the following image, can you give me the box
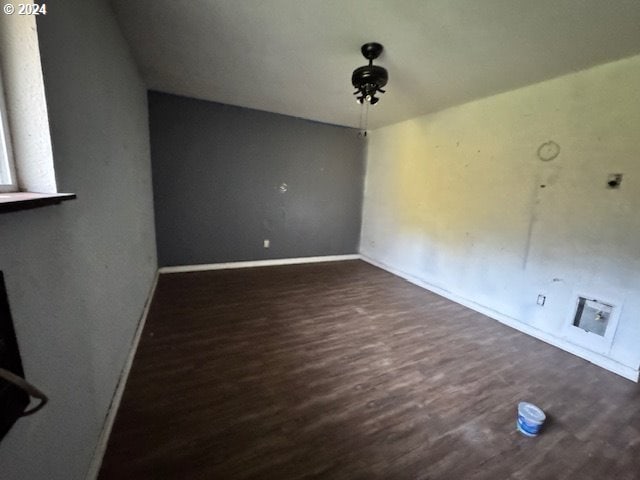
[352,42,388,105]
[0,272,48,442]
[607,173,623,189]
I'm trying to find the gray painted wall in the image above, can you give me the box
[149,92,364,267]
[0,2,157,479]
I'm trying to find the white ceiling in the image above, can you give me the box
[110,0,640,129]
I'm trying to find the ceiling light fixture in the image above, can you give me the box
[352,42,388,137]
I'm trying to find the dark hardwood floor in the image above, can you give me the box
[99,260,640,479]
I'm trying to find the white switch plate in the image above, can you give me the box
[263,239,270,248]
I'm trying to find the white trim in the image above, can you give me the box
[360,254,639,382]
[158,254,361,274]
[85,271,160,480]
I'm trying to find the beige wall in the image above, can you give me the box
[361,54,640,377]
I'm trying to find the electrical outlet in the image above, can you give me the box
[263,239,270,248]
[537,294,546,306]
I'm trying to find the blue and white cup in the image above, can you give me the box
[517,402,546,437]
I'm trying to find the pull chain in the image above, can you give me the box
[358,99,370,138]
[364,100,370,137]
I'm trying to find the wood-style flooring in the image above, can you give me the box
[99,260,640,479]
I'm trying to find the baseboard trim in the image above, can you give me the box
[158,254,361,274]
[85,271,160,480]
[361,254,639,382]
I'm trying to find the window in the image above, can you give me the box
[0,12,75,211]
[0,70,17,193]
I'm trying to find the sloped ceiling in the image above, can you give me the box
[110,0,640,129]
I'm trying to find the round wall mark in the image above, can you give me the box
[537,141,560,161]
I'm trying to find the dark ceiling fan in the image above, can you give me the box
[352,42,388,105]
